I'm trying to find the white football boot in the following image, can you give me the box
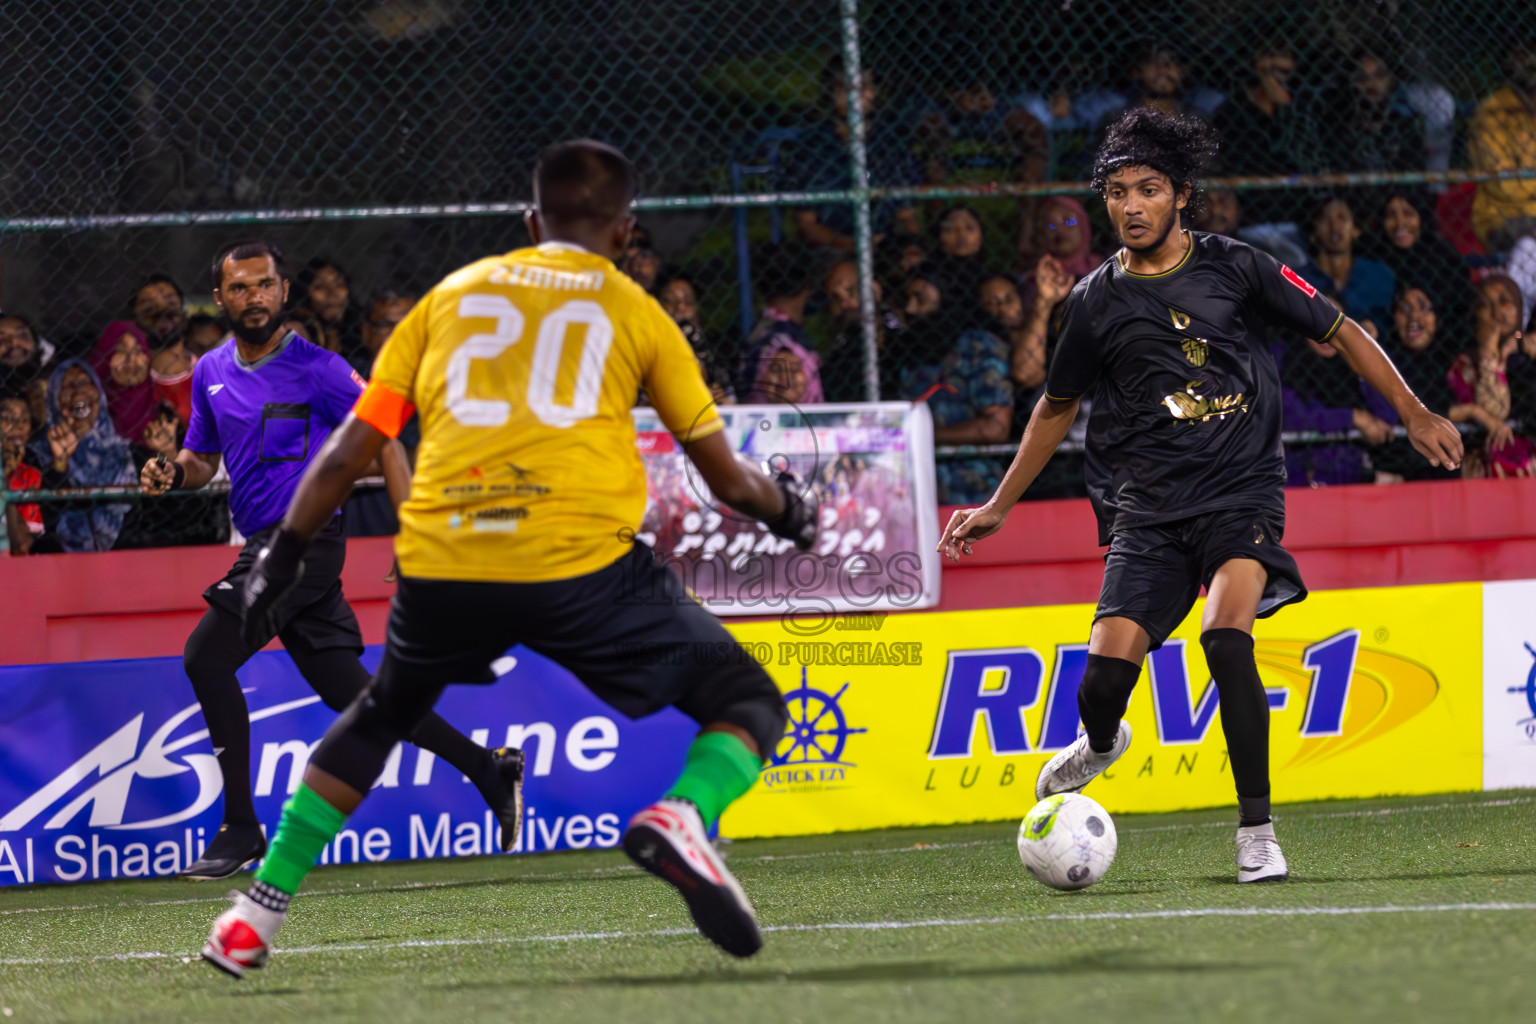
[202,890,285,978]
[1235,822,1289,883]
[623,798,762,957]
[1035,721,1132,800]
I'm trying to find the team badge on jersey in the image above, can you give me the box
[1281,265,1318,298]
[1180,337,1209,367]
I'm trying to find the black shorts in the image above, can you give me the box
[202,515,362,654]
[382,543,780,727]
[1095,507,1307,651]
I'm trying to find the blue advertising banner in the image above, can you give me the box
[0,648,697,886]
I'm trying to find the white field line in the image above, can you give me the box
[2,793,1529,919]
[3,901,1535,969]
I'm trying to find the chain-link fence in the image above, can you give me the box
[4,0,1536,551]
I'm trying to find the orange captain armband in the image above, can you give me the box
[353,380,416,439]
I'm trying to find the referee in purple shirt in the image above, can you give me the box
[140,240,522,879]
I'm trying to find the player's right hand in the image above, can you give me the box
[1405,408,1463,472]
[140,456,176,494]
[765,471,819,551]
[241,527,307,648]
[938,504,1006,562]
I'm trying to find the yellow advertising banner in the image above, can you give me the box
[719,582,1483,839]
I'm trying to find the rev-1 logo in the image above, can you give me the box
[926,630,1416,758]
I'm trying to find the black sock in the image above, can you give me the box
[1201,628,1272,827]
[183,610,260,827]
[1078,654,1141,753]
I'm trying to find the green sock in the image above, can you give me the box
[254,783,349,895]
[663,731,763,828]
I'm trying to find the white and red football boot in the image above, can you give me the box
[202,890,284,978]
[623,798,762,957]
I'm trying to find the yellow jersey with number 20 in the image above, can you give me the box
[353,241,723,582]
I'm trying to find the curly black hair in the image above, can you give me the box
[1090,107,1221,215]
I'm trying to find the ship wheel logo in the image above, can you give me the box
[771,667,868,768]
[1510,643,1536,739]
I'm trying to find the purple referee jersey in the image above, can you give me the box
[184,332,367,535]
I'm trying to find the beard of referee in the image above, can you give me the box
[525,139,638,262]
[1091,107,1220,256]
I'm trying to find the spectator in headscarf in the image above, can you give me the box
[743,334,822,405]
[90,326,157,443]
[820,260,904,402]
[1446,275,1536,478]
[1368,284,1460,482]
[930,205,988,296]
[1013,197,1104,308]
[1363,191,1470,329]
[95,274,198,428]
[28,359,136,552]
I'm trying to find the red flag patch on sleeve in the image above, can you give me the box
[1281,264,1318,298]
[350,368,368,390]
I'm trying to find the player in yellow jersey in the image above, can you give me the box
[200,140,818,977]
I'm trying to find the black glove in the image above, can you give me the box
[764,471,820,551]
[240,527,308,648]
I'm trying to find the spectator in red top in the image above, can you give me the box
[2,391,43,554]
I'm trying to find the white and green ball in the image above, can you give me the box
[1017,793,1117,891]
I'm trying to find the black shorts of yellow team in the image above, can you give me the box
[375,543,787,755]
[1094,506,1307,651]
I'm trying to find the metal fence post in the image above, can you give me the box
[837,0,879,402]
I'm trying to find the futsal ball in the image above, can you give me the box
[1017,793,1118,891]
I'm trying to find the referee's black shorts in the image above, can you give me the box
[378,543,784,741]
[1094,507,1307,651]
[202,515,362,654]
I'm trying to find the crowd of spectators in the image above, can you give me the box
[0,262,418,553]
[4,32,1536,550]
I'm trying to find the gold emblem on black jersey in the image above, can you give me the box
[1169,307,1192,330]
[1180,337,1209,367]
[1162,382,1248,422]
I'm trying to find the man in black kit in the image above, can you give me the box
[937,108,1462,883]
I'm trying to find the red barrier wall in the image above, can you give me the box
[4,476,1535,666]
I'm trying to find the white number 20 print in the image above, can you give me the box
[445,294,614,428]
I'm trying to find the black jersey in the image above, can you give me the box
[1044,231,1343,545]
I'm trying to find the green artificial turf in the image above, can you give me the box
[2,790,1534,1023]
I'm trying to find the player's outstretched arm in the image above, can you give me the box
[1327,317,1464,471]
[683,429,818,550]
[938,394,1078,561]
